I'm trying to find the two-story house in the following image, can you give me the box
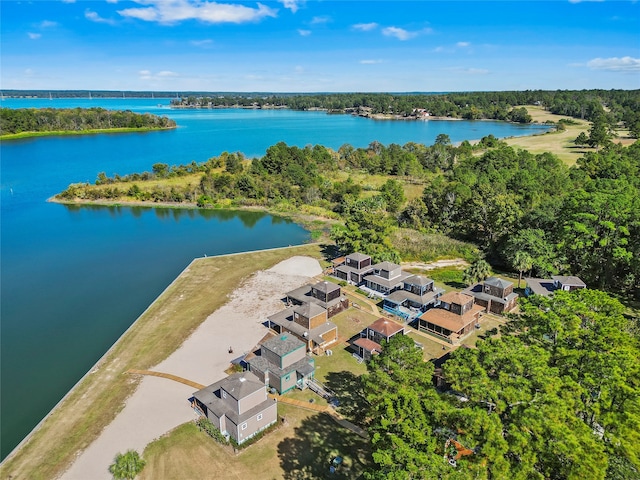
[266,301,338,354]
[192,372,277,445]
[248,334,316,394]
[333,252,374,285]
[418,291,485,344]
[286,281,349,318]
[465,277,519,314]
[363,261,412,295]
[352,317,405,361]
[383,274,445,318]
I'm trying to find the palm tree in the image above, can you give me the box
[109,450,146,480]
[512,251,534,289]
[462,259,492,286]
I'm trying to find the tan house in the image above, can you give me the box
[418,291,484,344]
[525,275,587,297]
[286,280,349,318]
[192,372,277,445]
[266,302,338,354]
[464,277,519,314]
[248,334,316,394]
[333,252,374,284]
[363,261,412,295]
[352,317,405,361]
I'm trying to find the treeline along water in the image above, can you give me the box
[0,98,550,460]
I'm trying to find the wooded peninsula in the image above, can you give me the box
[55,105,640,300]
[0,107,176,139]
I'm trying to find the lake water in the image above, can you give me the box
[0,97,550,460]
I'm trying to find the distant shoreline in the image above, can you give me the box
[0,125,177,141]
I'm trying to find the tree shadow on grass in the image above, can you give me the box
[277,412,371,480]
[323,370,369,427]
[444,280,467,289]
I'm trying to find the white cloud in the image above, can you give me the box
[294,65,304,74]
[279,0,303,13]
[568,0,604,3]
[85,10,117,25]
[447,67,490,75]
[190,39,213,47]
[61,0,76,3]
[382,26,431,41]
[456,41,470,47]
[138,69,180,81]
[586,56,640,72]
[27,32,42,40]
[298,29,311,36]
[310,15,331,25]
[360,59,383,64]
[117,0,277,25]
[352,22,378,31]
[39,20,58,28]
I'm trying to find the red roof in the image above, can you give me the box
[368,317,405,338]
[353,337,382,353]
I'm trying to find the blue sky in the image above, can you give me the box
[1,0,639,92]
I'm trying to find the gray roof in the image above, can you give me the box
[262,334,305,358]
[552,276,587,288]
[385,287,444,306]
[364,271,412,289]
[468,290,519,305]
[484,276,513,289]
[193,373,275,426]
[286,285,345,309]
[249,354,315,379]
[294,302,326,319]
[346,252,371,262]
[403,275,434,287]
[372,261,401,271]
[312,281,341,295]
[268,308,338,345]
[193,372,264,406]
[334,264,374,277]
[525,278,556,296]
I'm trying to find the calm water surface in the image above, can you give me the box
[0,98,550,459]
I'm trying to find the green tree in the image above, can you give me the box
[109,450,146,480]
[588,115,612,151]
[462,259,491,286]
[379,179,406,213]
[512,250,533,288]
[574,131,589,147]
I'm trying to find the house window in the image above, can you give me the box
[257,414,263,421]
[222,391,227,399]
[241,423,247,430]
[285,374,291,381]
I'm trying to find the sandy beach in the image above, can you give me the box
[60,255,322,480]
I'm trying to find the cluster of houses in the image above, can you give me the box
[190,251,587,445]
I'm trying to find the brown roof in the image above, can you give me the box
[368,317,405,337]
[353,337,382,353]
[419,305,484,333]
[439,291,473,306]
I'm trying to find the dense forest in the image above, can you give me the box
[171,89,640,130]
[57,130,640,298]
[363,289,639,479]
[0,107,176,135]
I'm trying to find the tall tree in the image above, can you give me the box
[512,250,533,288]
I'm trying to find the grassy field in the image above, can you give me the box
[0,244,325,480]
[502,105,636,165]
[0,126,175,141]
[140,403,371,480]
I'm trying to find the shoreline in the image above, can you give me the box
[0,125,177,141]
[0,244,324,480]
